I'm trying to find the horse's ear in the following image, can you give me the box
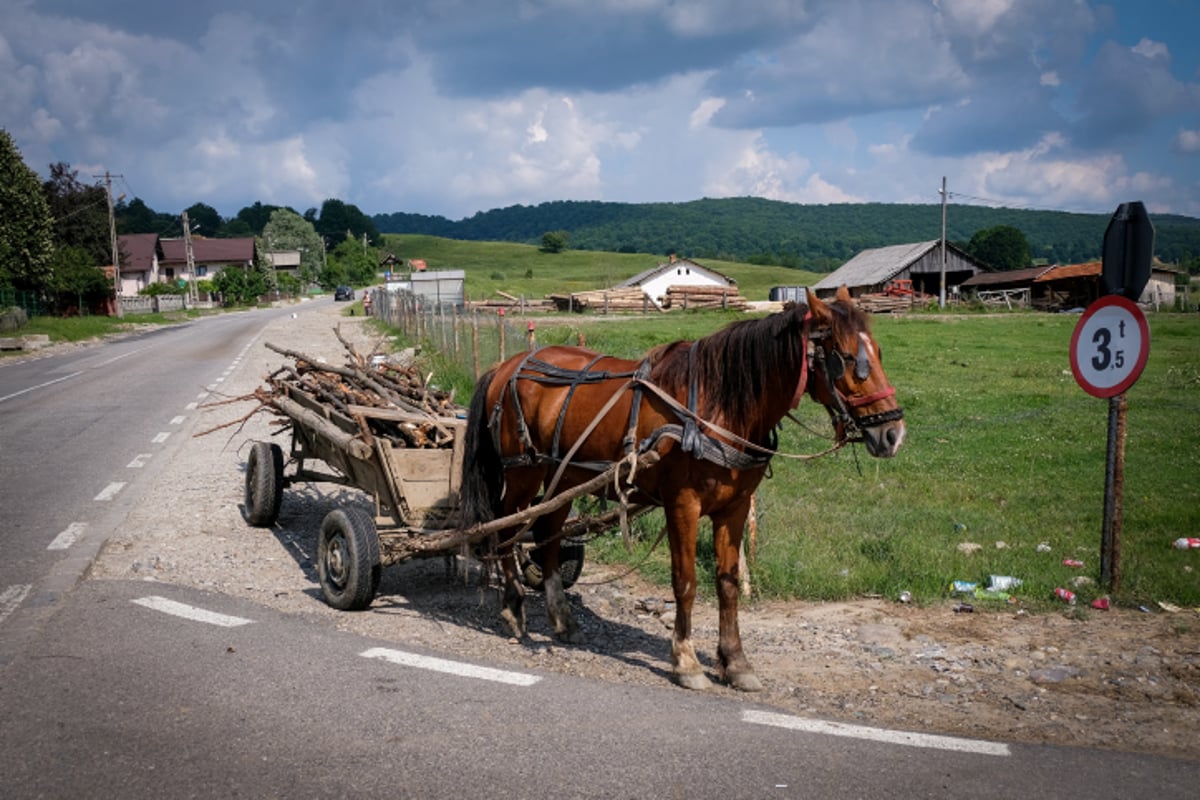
[836,285,853,303]
[806,289,831,325]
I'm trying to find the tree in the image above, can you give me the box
[313,198,380,248]
[50,245,109,313]
[212,266,266,306]
[965,225,1031,271]
[326,233,378,287]
[261,208,324,285]
[42,162,110,265]
[116,197,177,236]
[184,202,223,237]
[0,129,54,292]
[540,230,569,253]
[235,202,287,235]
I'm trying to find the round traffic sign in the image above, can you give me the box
[1069,295,1150,398]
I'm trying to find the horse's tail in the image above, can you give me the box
[457,368,502,527]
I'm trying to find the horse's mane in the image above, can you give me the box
[650,299,870,431]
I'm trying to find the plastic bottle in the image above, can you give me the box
[1172,538,1200,549]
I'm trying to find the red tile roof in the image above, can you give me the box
[116,233,160,272]
[160,237,255,265]
[1035,261,1101,282]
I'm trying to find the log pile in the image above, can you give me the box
[663,285,749,311]
[247,329,465,450]
[464,290,555,313]
[855,293,916,314]
[548,287,662,313]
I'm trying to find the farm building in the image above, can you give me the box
[617,256,736,308]
[962,261,1180,310]
[811,240,989,300]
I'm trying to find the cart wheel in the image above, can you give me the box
[317,508,381,611]
[245,441,284,527]
[522,538,586,592]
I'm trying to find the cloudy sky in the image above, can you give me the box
[2,0,1198,222]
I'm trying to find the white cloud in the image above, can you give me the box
[1131,37,1169,61]
[1174,129,1200,154]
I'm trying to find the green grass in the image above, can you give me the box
[3,311,202,347]
[368,235,1200,609]
[382,234,817,301]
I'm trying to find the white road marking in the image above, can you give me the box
[742,710,1011,757]
[127,453,152,468]
[170,415,186,425]
[1,584,33,625]
[94,346,150,367]
[0,371,83,404]
[360,647,542,686]
[196,392,209,400]
[213,377,224,384]
[152,432,171,443]
[94,482,126,501]
[185,402,198,410]
[131,596,254,628]
[47,522,87,550]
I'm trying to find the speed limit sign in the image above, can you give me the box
[1069,295,1150,398]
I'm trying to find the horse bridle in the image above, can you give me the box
[807,327,904,441]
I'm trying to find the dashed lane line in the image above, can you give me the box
[47,522,87,551]
[742,709,1011,757]
[0,584,33,626]
[361,647,542,686]
[131,596,254,628]
[93,482,126,501]
[151,432,171,443]
[127,453,152,468]
[169,415,186,425]
[0,371,83,404]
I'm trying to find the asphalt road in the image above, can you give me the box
[1,302,1197,798]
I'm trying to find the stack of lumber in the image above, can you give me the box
[464,290,555,313]
[549,287,661,313]
[256,330,465,450]
[663,285,749,311]
[856,293,915,314]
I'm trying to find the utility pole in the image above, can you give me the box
[99,171,125,317]
[939,176,948,309]
[182,211,197,305]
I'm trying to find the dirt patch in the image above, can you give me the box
[90,303,1200,760]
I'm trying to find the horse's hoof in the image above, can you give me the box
[728,671,763,692]
[500,608,525,639]
[674,671,713,691]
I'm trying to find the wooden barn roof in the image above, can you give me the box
[812,240,938,290]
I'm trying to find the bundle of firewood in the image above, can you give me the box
[549,287,663,313]
[662,285,749,311]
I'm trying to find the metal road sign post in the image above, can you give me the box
[1072,205,1154,592]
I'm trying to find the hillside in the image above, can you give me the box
[374,198,1200,273]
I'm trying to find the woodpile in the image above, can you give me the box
[200,327,465,451]
[855,293,917,314]
[548,287,662,313]
[464,291,555,313]
[663,285,749,311]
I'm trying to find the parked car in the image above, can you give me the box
[334,286,354,301]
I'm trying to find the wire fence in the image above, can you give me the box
[0,288,46,318]
[370,289,567,380]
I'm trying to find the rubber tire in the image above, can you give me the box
[317,508,381,611]
[245,441,284,527]
[522,538,586,592]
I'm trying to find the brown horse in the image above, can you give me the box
[457,286,904,691]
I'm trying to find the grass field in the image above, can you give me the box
[381,234,816,301]
[388,297,1200,611]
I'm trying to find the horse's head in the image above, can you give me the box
[805,286,905,458]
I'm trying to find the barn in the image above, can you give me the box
[811,240,989,300]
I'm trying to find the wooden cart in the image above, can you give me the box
[243,382,648,611]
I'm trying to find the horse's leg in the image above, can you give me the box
[664,496,711,690]
[494,468,542,639]
[533,505,583,643]
[711,499,762,692]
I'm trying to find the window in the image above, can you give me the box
[196,266,208,277]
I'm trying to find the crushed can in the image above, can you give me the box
[1172,538,1200,549]
[1054,587,1076,605]
[1091,597,1111,611]
[949,580,977,595]
[953,603,974,613]
[1062,559,1085,568]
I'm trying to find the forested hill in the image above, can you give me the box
[373,198,1200,273]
